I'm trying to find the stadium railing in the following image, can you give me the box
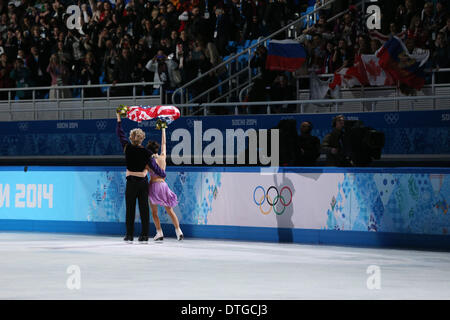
[293,68,450,113]
[0,86,449,120]
[0,82,162,121]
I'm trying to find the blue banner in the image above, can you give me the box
[0,110,449,156]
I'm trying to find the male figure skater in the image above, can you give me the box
[116,112,166,243]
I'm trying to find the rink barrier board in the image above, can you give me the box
[0,166,449,250]
[0,220,449,250]
[2,165,450,173]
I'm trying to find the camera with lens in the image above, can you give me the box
[343,120,385,166]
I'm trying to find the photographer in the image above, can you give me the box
[321,115,352,167]
[145,50,179,103]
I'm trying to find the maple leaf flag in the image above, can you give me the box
[360,55,395,86]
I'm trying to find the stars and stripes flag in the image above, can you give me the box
[125,105,181,124]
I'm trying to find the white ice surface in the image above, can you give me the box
[0,232,449,300]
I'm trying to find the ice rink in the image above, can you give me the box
[0,232,449,300]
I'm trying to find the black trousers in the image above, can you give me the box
[125,176,150,237]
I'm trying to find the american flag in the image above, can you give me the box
[126,105,181,124]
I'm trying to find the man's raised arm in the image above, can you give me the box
[116,113,128,151]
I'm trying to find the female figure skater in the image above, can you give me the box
[128,127,183,241]
[147,127,183,241]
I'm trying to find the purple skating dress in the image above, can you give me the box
[148,170,178,208]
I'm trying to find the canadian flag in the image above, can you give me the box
[329,55,366,90]
[329,54,394,90]
[360,55,395,86]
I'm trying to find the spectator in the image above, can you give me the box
[46,53,71,99]
[66,31,85,72]
[323,40,337,74]
[0,53,13,100]
[141,19,154,50]
[370,39,382,54]
[213,7,232,56]
[246,77,269,114]
[228,0,246,42]
[176,29,190,82]
[10,58,32,100]
[333,12,357,47]
[153,18,172,43]
[166,2,180,29]
[263,0,293,40]
[440,16,450,43]
[54,40,72,69]
[421,2,436,34]
[297,121,321,166]
[26,45,49,99]
[355,35,371,57]
[333,38,353,72]
[243,15,264,40]
[199,38,224,76]
[395,0,420,32]
[150,7,162,29]
[4,29,18,62]
[433,32,450,83]
[270,74,296,113]
[170,30,180,51]
[134,37,152,67]
[197,38,224,109]
[80,51,102,98]
[15,30,29,53]
[0,14,8,36]
[183,39,210,93]
[306,33,326,73]
[250,45,277,89]
[112,47,134,97]
[408,16,430,48]
[157,37,174,55]
[145,49,179,103]
[102,39,118,84]
[434,2,448,32]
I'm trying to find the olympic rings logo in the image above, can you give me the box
[253,186,293,215]
[384,113,399,125]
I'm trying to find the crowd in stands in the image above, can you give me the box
[0,0,307,101]
[0,0,449,107]
[298,0,450,76]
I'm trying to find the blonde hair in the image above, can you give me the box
[129,128,145,146]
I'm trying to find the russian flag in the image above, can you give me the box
[266,40,307,72]
[376,36,429,90]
